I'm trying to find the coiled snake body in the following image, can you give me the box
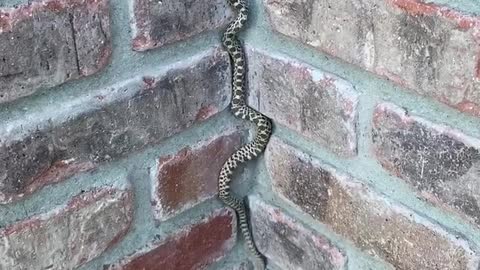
[218,0,272,269]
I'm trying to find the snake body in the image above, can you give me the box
[218,0,272,269]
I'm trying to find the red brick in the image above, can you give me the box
[266,137,479,269]
[132,0,233,51]
[106,208,236,270]
[264,0,480,117]
[0,0,111,103]
[372,102,480,226]
[0,187,133,269]
[0,48,230,204]
[391,0,437,15]
[246,47,358,157]
[249,196,346,270]
[152,132,243,221]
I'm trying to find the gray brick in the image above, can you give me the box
[0,0,111,103]
[264,0,480,117]
[249,196,346,270]
[0,48,230,203]
[132,0,233,51]
[0,187,133,270]
[266,137,479,270]
[372,102,480,226]
[246,47,358,157]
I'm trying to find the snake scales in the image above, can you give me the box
[218,0,272,269]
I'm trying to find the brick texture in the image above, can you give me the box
[132,0,233,51]
[0,187,133,269]
[264,0,480,117]
[249,196,346,270]
[372,103,480,226]
[0,48,230,204]
[247,47,358,157]
[0,0,111,104]
[266,137,479,270]
[152,131,243,221]
[105,208,236,270]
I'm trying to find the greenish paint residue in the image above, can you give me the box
[1,0,26,7]
[207,244,254,270]
[424,0,480,15]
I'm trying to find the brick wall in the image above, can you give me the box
[0,0,479,269]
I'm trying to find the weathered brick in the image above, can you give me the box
[0,0,111,103]
[248,196,346,270]
[266,137,479,270]
[264,0,480,117]
[132,0,233,51]
[105,208,236,270]
[152,131,242,221]
[372,102,480,226]
[0,48,230,204]
[0,187,133,269]
[246,47,358,157]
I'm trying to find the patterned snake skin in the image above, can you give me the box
[218,0,272,269]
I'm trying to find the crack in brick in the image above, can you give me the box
[98,15,108,43]
[0,71,24,79]
[68,12,81,76]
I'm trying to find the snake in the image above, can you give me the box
[218,0,272,269]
